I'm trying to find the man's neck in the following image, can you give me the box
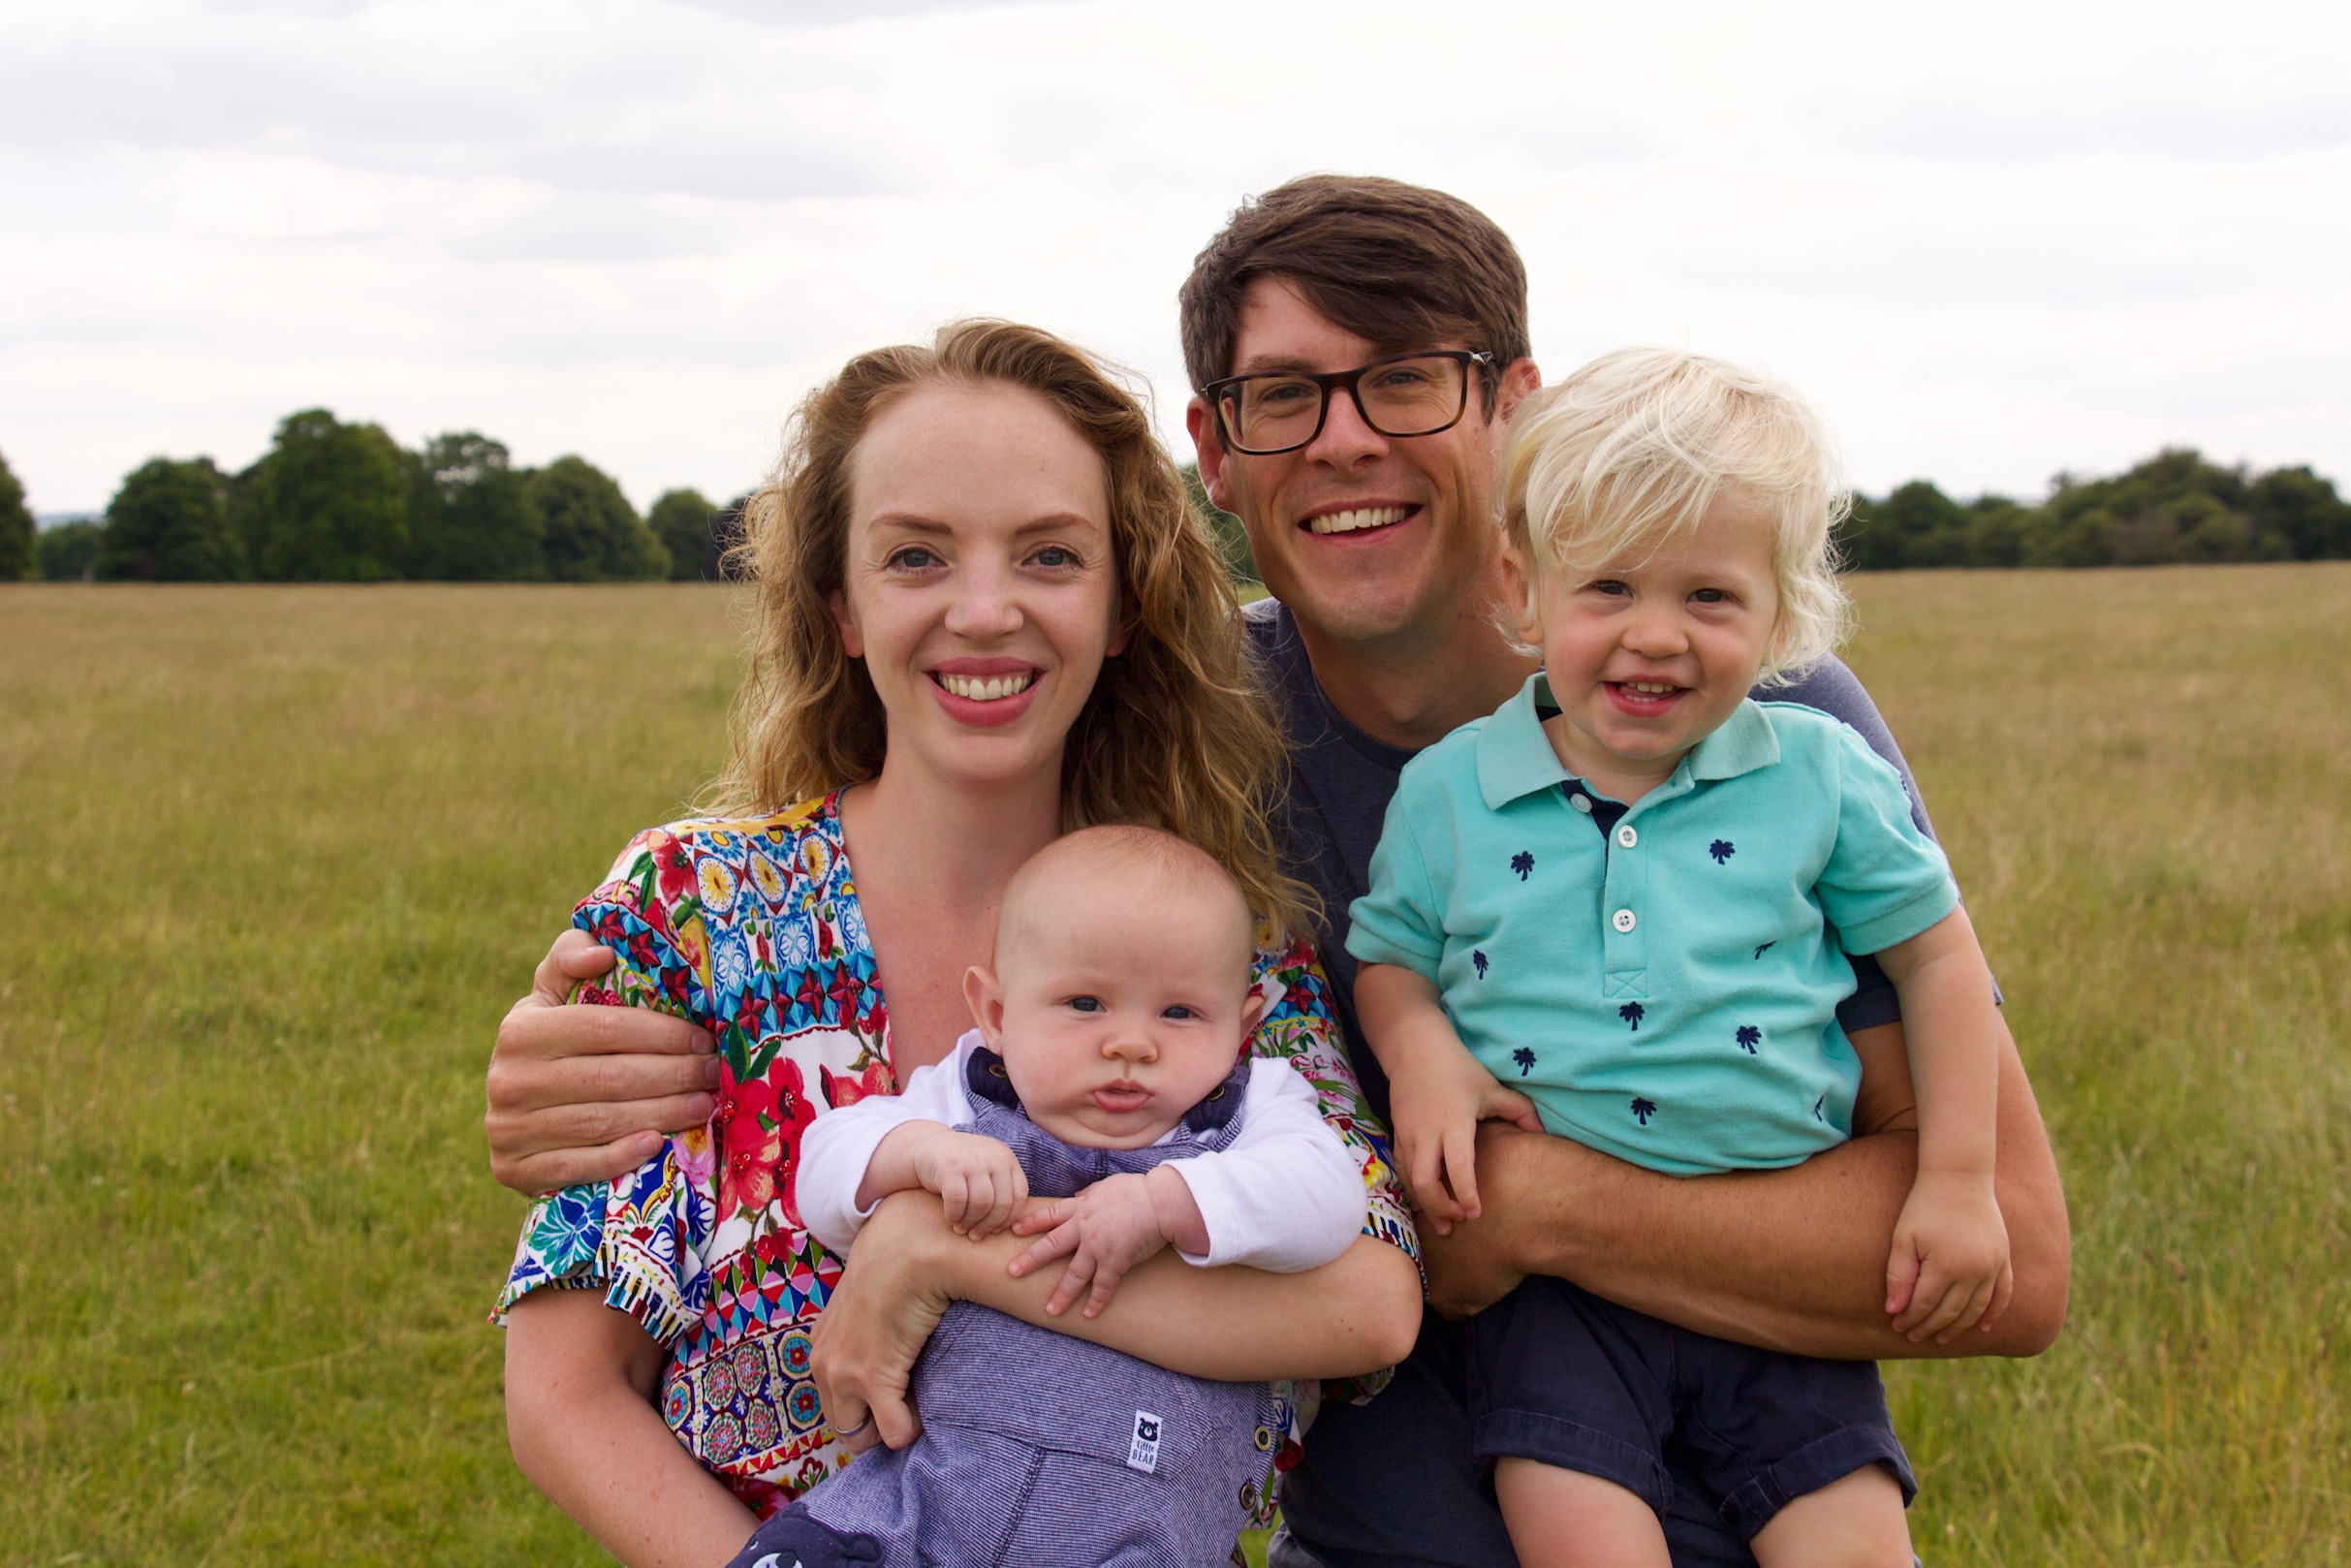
[1295,604,1537,753]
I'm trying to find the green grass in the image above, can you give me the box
[3,568,2346,1565]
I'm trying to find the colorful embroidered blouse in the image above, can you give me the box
[497,792,1416,1521]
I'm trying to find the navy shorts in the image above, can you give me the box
[1468,1276,1916,1544]
[721,1505,883,1568]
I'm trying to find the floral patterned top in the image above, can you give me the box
[497,792,1416,1521]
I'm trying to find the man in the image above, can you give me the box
[485,175,2068,1567]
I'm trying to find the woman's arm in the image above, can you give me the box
[812,1192,1423,1450]
[505,1290,757,1567]
[1418,1015,2070,1359]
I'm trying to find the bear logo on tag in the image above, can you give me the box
[1127,1411,1163,1474]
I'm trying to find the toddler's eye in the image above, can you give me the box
[1068,995,1103,1013]
[1588,579,1631,597]
[1691,587,1727,604]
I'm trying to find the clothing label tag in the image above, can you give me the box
[1127,1411,1163,1474]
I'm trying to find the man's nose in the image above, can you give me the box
[1301,382,1391,466]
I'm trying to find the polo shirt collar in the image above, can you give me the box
[1474,673,1781,809]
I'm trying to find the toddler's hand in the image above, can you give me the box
[1005,1170,1177,1318]
[910,1129,1029,1239]
[1389,1044,1543,1236]
[1886,1167,2013,1343]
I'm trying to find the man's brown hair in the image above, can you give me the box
[1177,174,1529,415]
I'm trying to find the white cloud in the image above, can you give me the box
[3,0,2347,513]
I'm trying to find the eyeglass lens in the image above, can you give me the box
[1224,355,1468,452]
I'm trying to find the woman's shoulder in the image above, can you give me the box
[590,794,845,894]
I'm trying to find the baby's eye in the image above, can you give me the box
[1160,1005,1196,1020]
[1068,995,1103,1014]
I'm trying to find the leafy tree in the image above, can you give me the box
[1834,493,1905,573]
[402,432,544,580]
[1180,463,1257,585]
[1880,481,1973,569]
[38,518,105,581]
[243,409,409,581]
[95,457,247,581]
[1964,497,2030,568]
[0,447,33,580]
[649,486,726,581]
[527,456,667,581]
[2246,466,2351,560]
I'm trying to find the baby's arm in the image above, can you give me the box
[1355,962,1543,1234]
[505,1289,757,1568]
[859,1120,1030,1239]
[1870,904,2013,1338]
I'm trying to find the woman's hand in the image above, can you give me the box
[811,1191,964,1453]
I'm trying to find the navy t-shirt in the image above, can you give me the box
[1244,596,1942,1568]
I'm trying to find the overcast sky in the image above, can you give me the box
[4,0,2346,517]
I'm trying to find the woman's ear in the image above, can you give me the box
[829,586,863,659]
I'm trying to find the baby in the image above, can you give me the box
[1348,348,2012,1568]
[725,824,1364,1568]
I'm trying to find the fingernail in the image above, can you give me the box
[691,1031,716,1054]
[703,1057,724,1088]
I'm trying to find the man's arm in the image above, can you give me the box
[486,930,721,1194]
[1422,1016,2068,1359]
[814,1193,1423,1451]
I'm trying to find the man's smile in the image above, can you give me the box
[1305,504,1415,537]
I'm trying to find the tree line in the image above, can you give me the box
[3,410,740,584]
[6,429,2346,584]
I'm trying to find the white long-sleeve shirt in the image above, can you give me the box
[799,1030,1364,1272]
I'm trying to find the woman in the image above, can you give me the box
[499,321,1422,1566]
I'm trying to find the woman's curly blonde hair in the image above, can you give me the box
[708,319,1313,941]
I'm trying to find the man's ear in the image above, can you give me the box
[1494,357,1543,425]
[829,586,863,660]
[1186,396,1235,514]
[963,964,1005,1045]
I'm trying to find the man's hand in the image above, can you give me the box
[485,928,721,1195]
[1417,1120,1549,1318]
[1006,1169,1188,1319]
[1886,1167,2014,1343]
[811,1192,962,1454]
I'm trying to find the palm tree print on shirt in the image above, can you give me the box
[1510,851,1534,881]
[1709,839,1735,863]
[1753,941,1775,959]
[1630,1097,1657,1125]
[1512,1047,1535,1077]
[1813,1094,1826,1122]
[1618,1002,1646,1032]
[1735,1025,1761,1053]
[1473,950,1489,979]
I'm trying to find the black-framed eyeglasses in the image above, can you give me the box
[1202,350,1496,455]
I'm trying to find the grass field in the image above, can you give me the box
[2,568,2345,1566]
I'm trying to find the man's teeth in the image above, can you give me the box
[1308,506,1410,536]
[937,673,1036,701]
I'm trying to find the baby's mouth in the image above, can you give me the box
[1091,1082,1150,1113]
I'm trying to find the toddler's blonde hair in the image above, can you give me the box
[1500,347,1853,684]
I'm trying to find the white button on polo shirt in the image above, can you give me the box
[1615,825,1639,849]
[1569,794,1593,814]
[1612,908,1637,933]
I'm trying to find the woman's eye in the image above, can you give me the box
[888,547,937,571]
[1030,546,1080,569]
[1068,995,1102,1013]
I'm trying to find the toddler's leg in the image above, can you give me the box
[1747,1465,1910,1568]
[1493,1457,1669,1568]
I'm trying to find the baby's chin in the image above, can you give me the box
[1025,1102,1184,1150]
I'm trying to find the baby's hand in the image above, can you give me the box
[1886,1168,2013,1342]
[1388,1043,1543,1236]
[1005,1168,1185,1318]
[909,1128,1029,1239]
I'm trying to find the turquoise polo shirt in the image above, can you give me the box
[1346,673,1959,1176]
